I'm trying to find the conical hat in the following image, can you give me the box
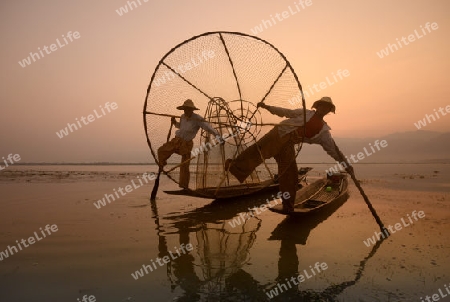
[312,97,336,113]
[177,99,199,110]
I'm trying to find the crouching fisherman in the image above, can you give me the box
[225,97,352,212]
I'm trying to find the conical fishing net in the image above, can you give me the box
[144,32,305,198]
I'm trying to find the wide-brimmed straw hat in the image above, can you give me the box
[312,97,336,113]
[177,99,199,110]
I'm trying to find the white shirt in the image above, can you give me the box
[266,106,341,161]
[174,112,219,141]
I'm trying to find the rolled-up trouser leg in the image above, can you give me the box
[274,140,298,211]
[229,126,285,183]
[157,138,179,167]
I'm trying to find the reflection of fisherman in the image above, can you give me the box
[157,99,220,188]
[226,97,352,212]
[268,191,376,301]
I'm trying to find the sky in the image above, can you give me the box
[0,0,449,163]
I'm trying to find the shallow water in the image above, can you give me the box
[0,164,449,301]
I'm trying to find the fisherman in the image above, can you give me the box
[225,97,352,212]
[157,99,221,188]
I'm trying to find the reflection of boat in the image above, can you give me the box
[269,172,349,216]
[164,167,313,199]
[268,182,349,244]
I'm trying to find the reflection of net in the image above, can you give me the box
[193,219,260,296]
[144,32,305,196]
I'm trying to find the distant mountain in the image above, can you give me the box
[417,132,450,153]
[16,131,449,165]
[383,130,443,141]
[299,130,450,163]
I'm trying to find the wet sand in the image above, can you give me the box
[0,164,449,301]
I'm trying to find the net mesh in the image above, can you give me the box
[144,32,304,198]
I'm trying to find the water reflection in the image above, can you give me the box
[150,190,386,301]
[163,195,268,301]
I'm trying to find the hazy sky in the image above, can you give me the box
[1,0,449,163]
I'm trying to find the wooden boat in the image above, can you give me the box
[164,167,313,199]
[269,172,349,216]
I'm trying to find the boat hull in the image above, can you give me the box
[269,174,349,216]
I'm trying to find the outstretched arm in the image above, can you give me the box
[257,102,303,118]
[320,131,353,172]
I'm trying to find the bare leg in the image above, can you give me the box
[229,127,287,183]
[274,141,298,212]
[179,153,191,188]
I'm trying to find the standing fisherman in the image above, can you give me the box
[157,99,220,188]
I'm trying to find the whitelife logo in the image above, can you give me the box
[325,139,388,176]
[414,105,450,129]
[115,0,149,16]
[250,0,313,35]
[18,31,81,68]
[56,102,118,139]
[93,173,157,209]
[190,121,251,158]
[265,262,328,299]
[363,210,425,247]
[420,283,450,302]
[153,50,215,88]
[288,69,350,106]
[227,192,288,228]
[376,22,439,58]
[0,153,21,171]
[77,295,96,302]
[131,243,193,280]
[0,224,58,261]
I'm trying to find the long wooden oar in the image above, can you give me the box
[150,122,174,201]
[334,143,390,236]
